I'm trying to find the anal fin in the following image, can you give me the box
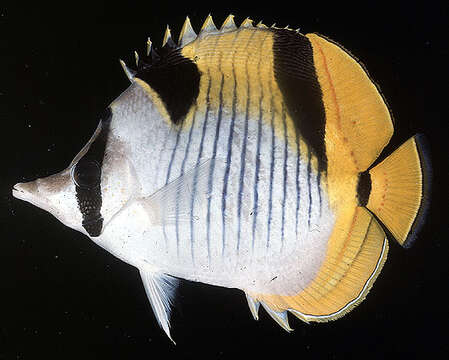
[254,207,388,323]
[245,293,260,321]
[261,302,293,332]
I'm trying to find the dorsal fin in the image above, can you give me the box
[178,16,197,47]
[200,14,217,33]
[240,17,254,28]
[256,20,268,29]
[162,26,176,49]
[221,14,236,31]
[119,59,135,81]
[134,50,139,67]
[146,37,152,56]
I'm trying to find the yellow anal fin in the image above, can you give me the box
[255,207,388,322]
[367,135,431,247]
[307,33,394,173]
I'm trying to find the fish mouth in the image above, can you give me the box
[12,181,48,211]
[12,182,32,201]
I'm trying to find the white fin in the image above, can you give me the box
[221,14,237,31]
[200,14,217,33]
[139,268,179,343]
[246,293,260,320]
[178,16,197,47]
[119,59,135,82]
[139,158,217,225]
[261,302,293,332]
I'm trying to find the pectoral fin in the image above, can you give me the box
[139,158,217,225]
[139,269,179,343]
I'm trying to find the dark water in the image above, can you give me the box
[1,2,447,359]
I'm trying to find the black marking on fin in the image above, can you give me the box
[74,107,112,237]
[357,170,372,207]
[136,49,201,124]
[402,134,432,248]
[271,29,327,173]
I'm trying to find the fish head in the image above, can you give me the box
[12,108,140,238]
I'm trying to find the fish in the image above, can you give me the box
[12,14,431,342]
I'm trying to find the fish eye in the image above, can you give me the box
[71,159,101,189]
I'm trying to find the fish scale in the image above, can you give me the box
[12,14,430,342]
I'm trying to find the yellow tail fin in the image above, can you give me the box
[366,135,431,247]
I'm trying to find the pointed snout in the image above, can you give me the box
[12,170,71,209]
[12,181,38,198]
[12,179,49,210]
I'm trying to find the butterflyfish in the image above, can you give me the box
[12,15,431,342]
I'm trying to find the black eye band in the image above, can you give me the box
[74,107,112,237]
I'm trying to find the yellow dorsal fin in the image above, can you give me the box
[307,33,394,173]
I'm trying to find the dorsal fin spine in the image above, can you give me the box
[134,50,139,67]
[240,17,254,28]
[178,16,197,46]
[146,38,152,57]
[221,14,237,31]
[119,59,135,82]
[162,25,173,47]
[200,14,217,33]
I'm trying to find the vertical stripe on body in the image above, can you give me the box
[266,84,276,249]
[189,72,212,262]
[281,106,288,249]
[175,105,197,259]
[295,127,301,237]
[206,69,225,263]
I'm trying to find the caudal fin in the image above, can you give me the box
[365,134,431,248]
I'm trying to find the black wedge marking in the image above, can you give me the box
[74,107,112,237]
[357,170,372,207]
[271,29,327,173]
[136,48,201,124]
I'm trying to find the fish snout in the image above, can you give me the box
[12,180,39,200]
[12,178,53,212]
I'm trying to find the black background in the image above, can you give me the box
[1,1,447,359]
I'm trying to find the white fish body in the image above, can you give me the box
[98,82,333,295]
